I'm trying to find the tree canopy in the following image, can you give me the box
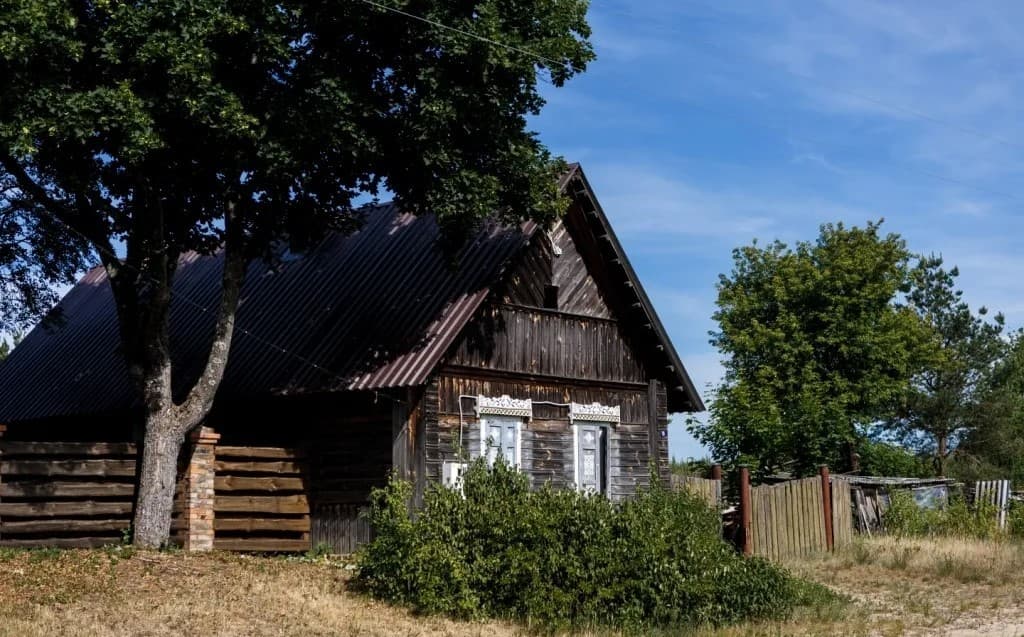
[882,256,1007,475]
[0,0,594,546]
[692,221,935,478]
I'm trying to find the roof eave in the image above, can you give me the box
[564,166,705,414]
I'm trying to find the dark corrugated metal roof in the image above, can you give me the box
[0,163,706,422]
[0,204,531,422]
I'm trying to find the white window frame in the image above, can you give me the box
[474,395,531,469]
[570,402,619,495]
[478,414,523,468]
[572,422,611,494]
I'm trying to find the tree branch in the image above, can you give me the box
[174,199,247,432]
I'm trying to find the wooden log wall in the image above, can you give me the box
[448,305,646,384]
[429,375,664,501]
[213,445,311,552]
[0,442,138,548]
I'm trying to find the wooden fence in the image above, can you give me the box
[671,474,722,509]
[0,441,137,548]
[744,472,853,561]
[831,478,854,547]
[311,503,372,554]
[213,445,311,552]
[972,480,1012,530]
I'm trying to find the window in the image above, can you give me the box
[480,415,521,467]
[570,402,619,495]
[543,284,560,310]
[574,423,609,494]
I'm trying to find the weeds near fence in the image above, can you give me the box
[883,490,1007,539]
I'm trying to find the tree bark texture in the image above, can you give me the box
[129,206,247,549]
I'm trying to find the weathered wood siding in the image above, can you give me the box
[501,220,613,319]
[0,441,139,548]
[213,445,311,553]
[427,374,666,501]
[448,305,646,384]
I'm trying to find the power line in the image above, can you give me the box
[361,0,1024,203]
[358,0,567,69]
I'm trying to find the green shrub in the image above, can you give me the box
[883,489,1001,539]
[1008,500,1024,538]
[857,440,933,478]
[356,459,838,632]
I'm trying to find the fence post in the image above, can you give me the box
[710,463,723,481]
[184,426,220,552]
[739,465,752,556]
[820,465,834,551]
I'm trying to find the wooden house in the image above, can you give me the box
[0,163,704,552]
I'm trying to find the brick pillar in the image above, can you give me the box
[184,426,219,552]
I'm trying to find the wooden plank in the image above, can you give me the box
[0,459,136,477]
[215,516,311,533]
[0,501,133,518]
[1,518,131,534]
[215,460,303,475]
[213,537,311,552]
[214,476,305,492]
[0,481,135,498]
[0,536,119,549]
[216,446,306,460]
[215,495,310,514]
[772,486,782,561]
[0,442,138,456]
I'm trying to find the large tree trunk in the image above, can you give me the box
[133,417,187,546]
[125,203,247,549]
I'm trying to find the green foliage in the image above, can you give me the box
[356,459,838,631]
[857,440,932,478]
[1008,500,1024,539]
[953,333,1024,483]
[1,0,594,546]
[693,221,934,478]
[883,490,1001,540]
[882,256,1008,475]
[669,456,713,477]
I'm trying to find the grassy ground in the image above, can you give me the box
[0,537,1021,636]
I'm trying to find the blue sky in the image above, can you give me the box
[532,0,1024,460]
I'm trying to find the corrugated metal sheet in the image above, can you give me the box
[0,204,531,422]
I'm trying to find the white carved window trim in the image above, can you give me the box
[476,394,533,419]
[570,401,621,424]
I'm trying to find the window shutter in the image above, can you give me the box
[578,425,602,492]
[502,422,517,464]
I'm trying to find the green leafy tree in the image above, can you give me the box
[951,333,1024,482]
[0,330,23,362]
[884,257,1007,476]
[692,221,933,478]
[0,0,593,547]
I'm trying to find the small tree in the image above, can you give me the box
[0,1,593,547]
[883,257,1007,476]
[693,221,933,477]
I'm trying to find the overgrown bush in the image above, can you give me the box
[857,440,933,478]
[356,459,838,632]
[884,489,1002,539]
